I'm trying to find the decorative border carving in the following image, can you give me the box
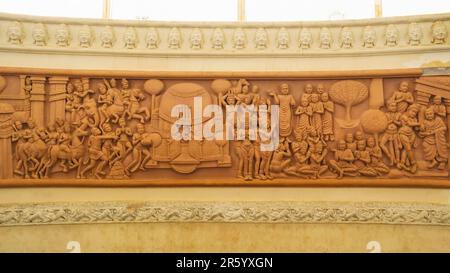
[1,12,449,57]
[1,201,450,227]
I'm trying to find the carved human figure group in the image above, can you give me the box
[10,77,449,180]
[12,77,158,179]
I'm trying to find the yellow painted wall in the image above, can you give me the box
[1,222,449,253]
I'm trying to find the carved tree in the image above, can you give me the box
[360,109,388,144]
[329,80,368,123]
[144,79,164,116]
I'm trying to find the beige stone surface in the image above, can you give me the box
[0,187,449,204]
[0,222,449,253]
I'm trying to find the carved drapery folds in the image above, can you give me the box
[0,71,449,184]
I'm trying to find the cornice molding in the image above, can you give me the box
[1,201,449,227]
[1,12,449,58]
[1,12,449,27]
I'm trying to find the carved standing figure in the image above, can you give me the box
[321,92,334,141]
[398,104,420,173]
[270,83,296,137]
[419,108,448,170]
[388,81,414,113]
[294,97,312,140]
[236,138,254,181]
[310,93,324,136]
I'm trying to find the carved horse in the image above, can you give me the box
[103,90,125,124]
[15,129,48,178]
[123,89,150,123]
[39,128,88,178]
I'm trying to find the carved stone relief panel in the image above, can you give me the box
[0,71,449,186]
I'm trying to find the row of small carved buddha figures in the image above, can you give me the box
[4,20,448,50]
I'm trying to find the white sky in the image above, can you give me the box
[0,0,449,21]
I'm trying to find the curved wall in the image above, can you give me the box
[1,12,450,252]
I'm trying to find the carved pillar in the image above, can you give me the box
[444,98,450,146]
[19,75,31,120]
[48,76,68,125]
[29,76,46,127]
[0,103,14,179]
[415,91,431,125]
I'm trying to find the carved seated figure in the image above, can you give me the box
[309,140,328,179]
[329,140,358,179]
[354,140,377,177]
[366,136,389,176]
[344,132,356,152]
[286,138,315,178]
[269,139,292,176]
